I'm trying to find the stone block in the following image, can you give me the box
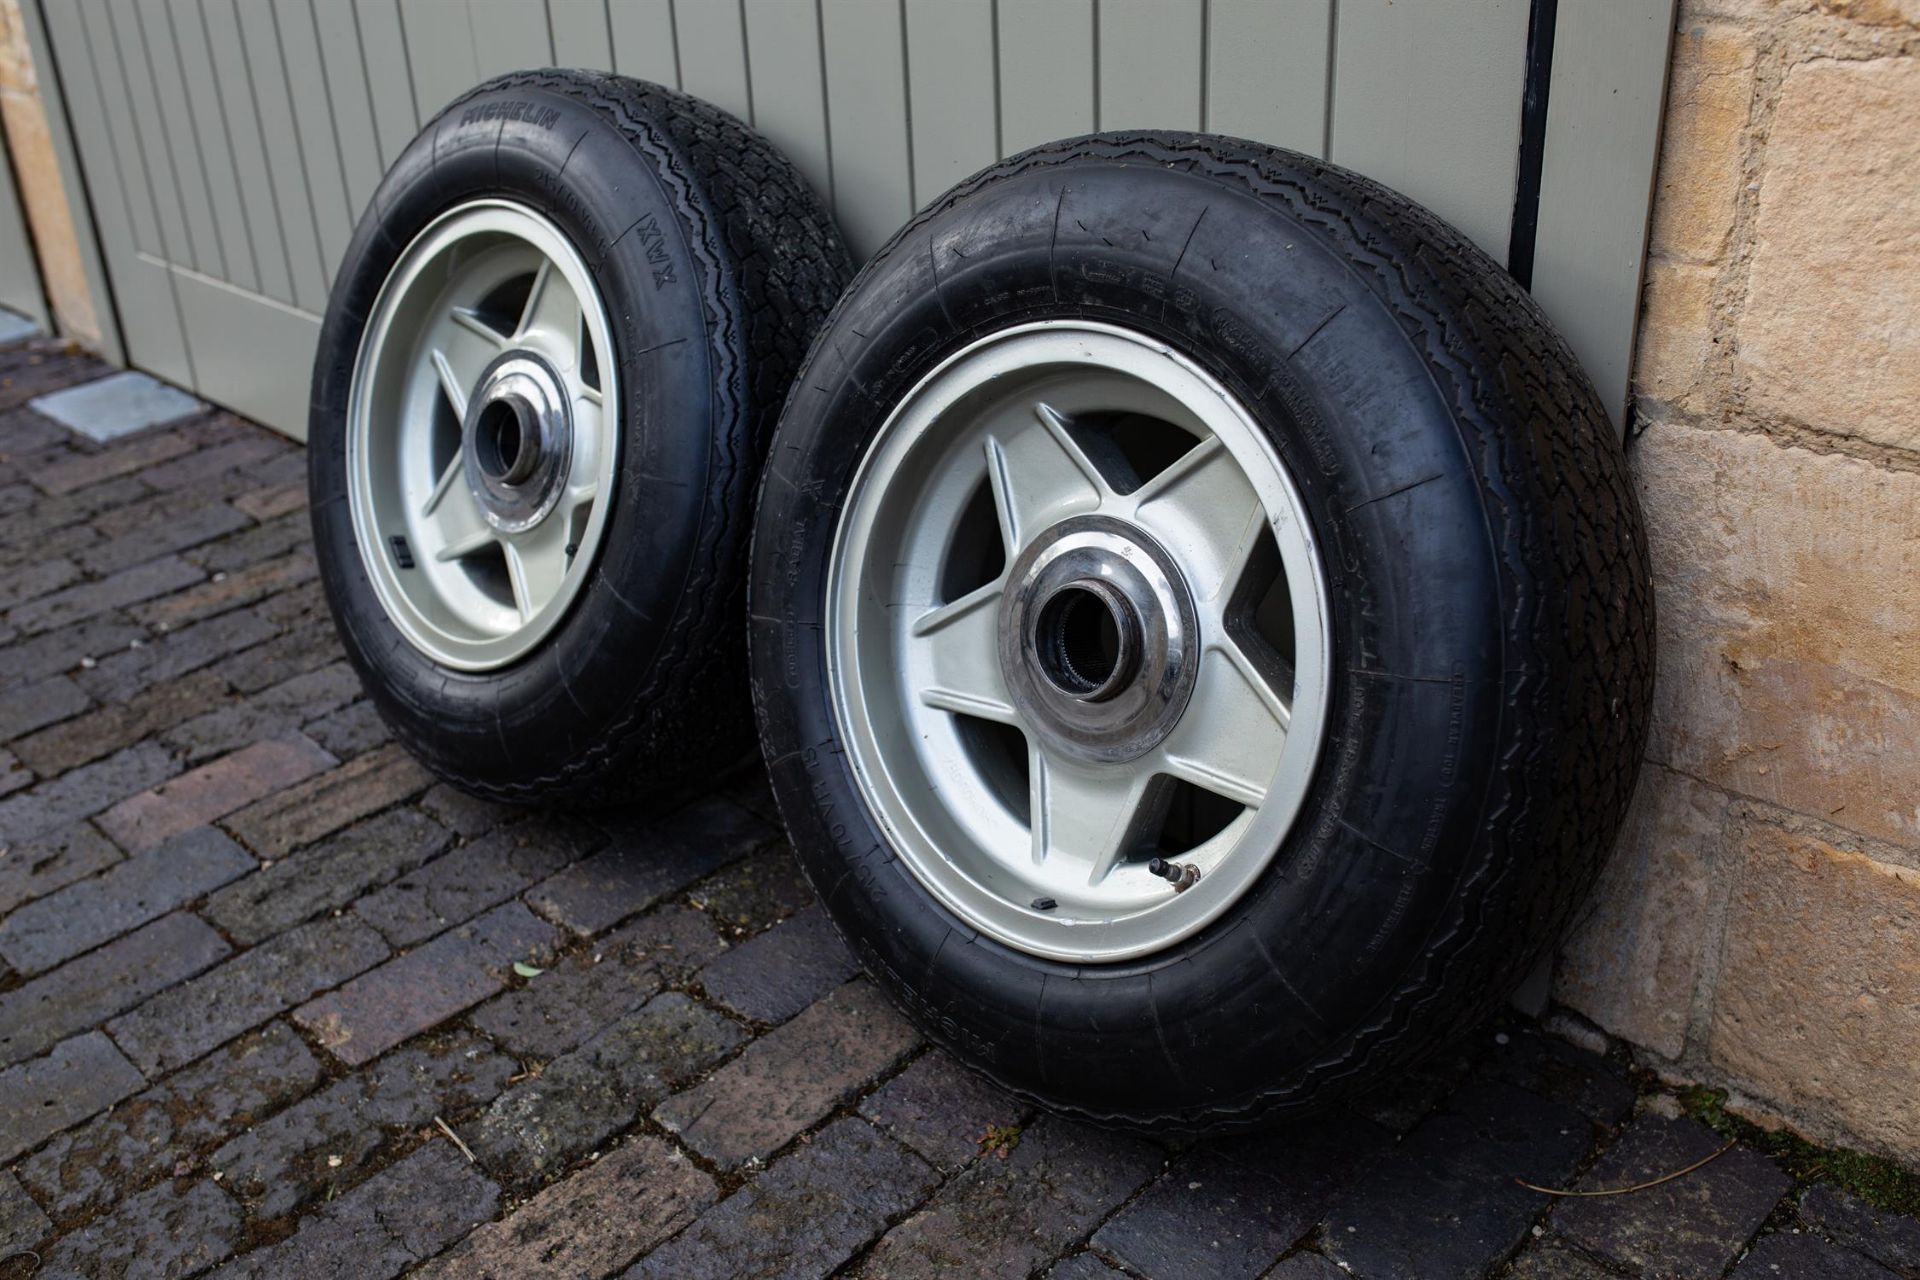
[107,914,388,1075]
[210,1033,511,1219]
[467,904,726,1059]
[207,1142,497,1280]
[19,1021,324,1220]
[1095,1116,1391,1279]
[204,807,450,946]
[654,980,920,1169]
[859,1049,1029,1173]
[0,1032,145,1162]
[1323,1082,1593,1279]
[1710,822,1920,1158]
[0,826,252,973]
[1740,57,1920,451]
[1646,24,1757,263]
[854,1116,1161,1279]
[220,742,429,858]
[293,902,557,1066]
[34,1180,239,1280]
[630,1118,938,1280]
[696,904,859,1025]
[411,1137,714,1280]
[1557,765,1728,1060]
[466,992,745,1188]
[1635,259,1720,411]
[1553,1116,1789,1278]
[0,912,229,1067]
[0,821,122,915]
[1635,422,1920,849]
[28,370,204,442]
[97,733,335,853]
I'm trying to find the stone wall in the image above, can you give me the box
[1555,0,1920,1161]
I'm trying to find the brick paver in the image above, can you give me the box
[5,342,1920,1277]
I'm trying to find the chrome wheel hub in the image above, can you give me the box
[827,321,1333,962]
[464,349,575,534]
[1000,516,1199,765]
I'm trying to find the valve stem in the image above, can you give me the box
[1147,858,1200,893]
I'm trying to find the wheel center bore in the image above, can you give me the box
[463,349,574,535]
[1033,580,1138,702]
[998,515,1200,764]
[474,394,538,484]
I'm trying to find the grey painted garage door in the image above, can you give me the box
[37,0,1672,438]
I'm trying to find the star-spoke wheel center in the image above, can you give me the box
[827,320,1332,961]
[347,198,618,670]
[999,516,1199,765]
[463,348,574,536]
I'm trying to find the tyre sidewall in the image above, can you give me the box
[311,78,733,792]
[753,160,1509,1121]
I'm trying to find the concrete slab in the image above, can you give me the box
[0,308,40,347]
[29,370,204,442]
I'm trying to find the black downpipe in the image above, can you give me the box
[1507,0,1559,290]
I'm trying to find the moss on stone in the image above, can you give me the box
[1679,1085,1920,1218]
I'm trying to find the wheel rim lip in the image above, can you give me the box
[825,320,1333,964]
[347,198,620,672]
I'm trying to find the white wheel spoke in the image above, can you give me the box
[1160,642,1290,808]
[909,581,1016,724]
[984,403,1106,553]
[426,482,495,564]
[514,257,583,368]
[1131,437,1266,606]
[430,350,468,421]
[449,305,508,346]
[432,312,505,422]
[1030,748,1163,886]
[420,453,463,518]
[501,521,572,623]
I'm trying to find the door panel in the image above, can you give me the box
[36,0,1670,437]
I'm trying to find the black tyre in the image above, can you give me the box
[749,132,1654,1131]
[309,70,851,805]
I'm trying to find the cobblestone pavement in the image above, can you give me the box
[3,334,1918,1279]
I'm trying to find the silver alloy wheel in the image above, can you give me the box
[348,199,619,671]
[827,322,1332,962]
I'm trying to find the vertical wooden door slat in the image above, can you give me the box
[312,0,386,218]
[608,0,679,87]
[1330,0,1529,262]
[742,0,832,202]
[136,0,223,277]
[1532,0,1676,431]
[1097,0,1203,131]
[548,0,614,68]
[400,0,480,118]
[355,0,421,166]
[168,0,257,291]
[1206,0,1331,155]
[271,0,354,288]
[998,0,1093,154]
[237,0,328,313]
[822,0,911,258]
[905,0,994,201]
[468,0,554,78]
[103,0,195,269]
[74,0,157,258]
[201,0,295,306]
[674,0,751,123]
[49,0,192,383]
